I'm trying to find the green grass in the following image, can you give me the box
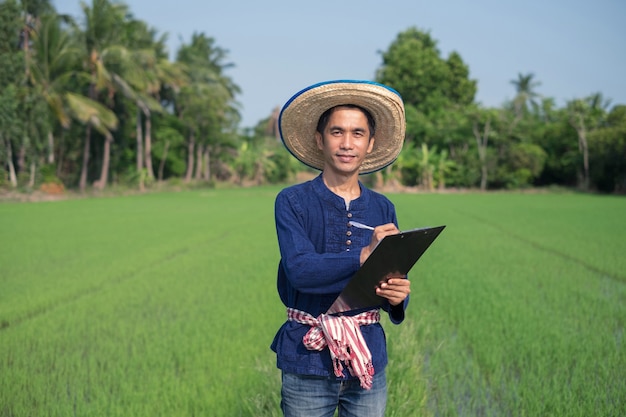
[1,189,624,416]
[389,192,626,416]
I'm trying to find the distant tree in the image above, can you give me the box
[0,0,24,187]
[589,105,626,192]
[510,72,542,119]
[18,0,54,67]
[464,105,516,190]
[120,17,187,185]
[434,148,456,190]
[153,127,184,181]
[75,0,140,191]
[27,11,118,176]
[175,32,240,183]
[16,1,59,187]
[566,93,610,190]
[28,13,75,162]
[446,51,477,107]
[471,110,493,191]
[376,27,476,114]
[394,142,419,187]
[499,142,548,188]
[376,27,476,188]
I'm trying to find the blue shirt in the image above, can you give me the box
[271,174,407,378]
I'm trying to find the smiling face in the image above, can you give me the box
[315,106,375,177]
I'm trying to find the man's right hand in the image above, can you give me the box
[359,223,399,265]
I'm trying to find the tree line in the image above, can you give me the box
[1,1,624,194]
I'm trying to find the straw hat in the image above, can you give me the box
[278,80,406,174]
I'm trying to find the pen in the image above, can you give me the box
[348,221,375,230]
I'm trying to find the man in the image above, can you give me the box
[272,80,409,417]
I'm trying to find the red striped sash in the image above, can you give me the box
[287,307,380,390]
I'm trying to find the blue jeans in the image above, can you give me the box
[280,370,387,417]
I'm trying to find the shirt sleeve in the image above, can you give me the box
[386,298,408,324]
[275,189,361,295]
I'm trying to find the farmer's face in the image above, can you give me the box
[315,107,375,176]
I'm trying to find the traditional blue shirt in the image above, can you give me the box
[271,174,407,378]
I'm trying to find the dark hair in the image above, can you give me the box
[316,104,376,138]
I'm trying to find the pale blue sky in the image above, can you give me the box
[53,0,626,128]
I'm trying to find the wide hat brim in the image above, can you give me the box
[278,80,406,174]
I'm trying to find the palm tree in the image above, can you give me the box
[120,19,178,183]
[75,0,171,188]
[19,0,54,72]
[175,32,240,183]
[66,92,118,189]
[76,0,137,191]
[175,82,207,182]
[134,51,187,183]
[510,72,541,119]
[28,12,118,170]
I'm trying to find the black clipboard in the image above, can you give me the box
[326,225,446,314]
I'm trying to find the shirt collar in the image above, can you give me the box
[311,173,370,211]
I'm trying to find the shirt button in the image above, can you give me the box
[346,240,352,246]
[346,231,352,237]
[347,213,353,218]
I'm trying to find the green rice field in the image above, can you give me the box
[1,187,625,416]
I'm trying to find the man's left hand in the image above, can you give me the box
[376,277,410,306]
